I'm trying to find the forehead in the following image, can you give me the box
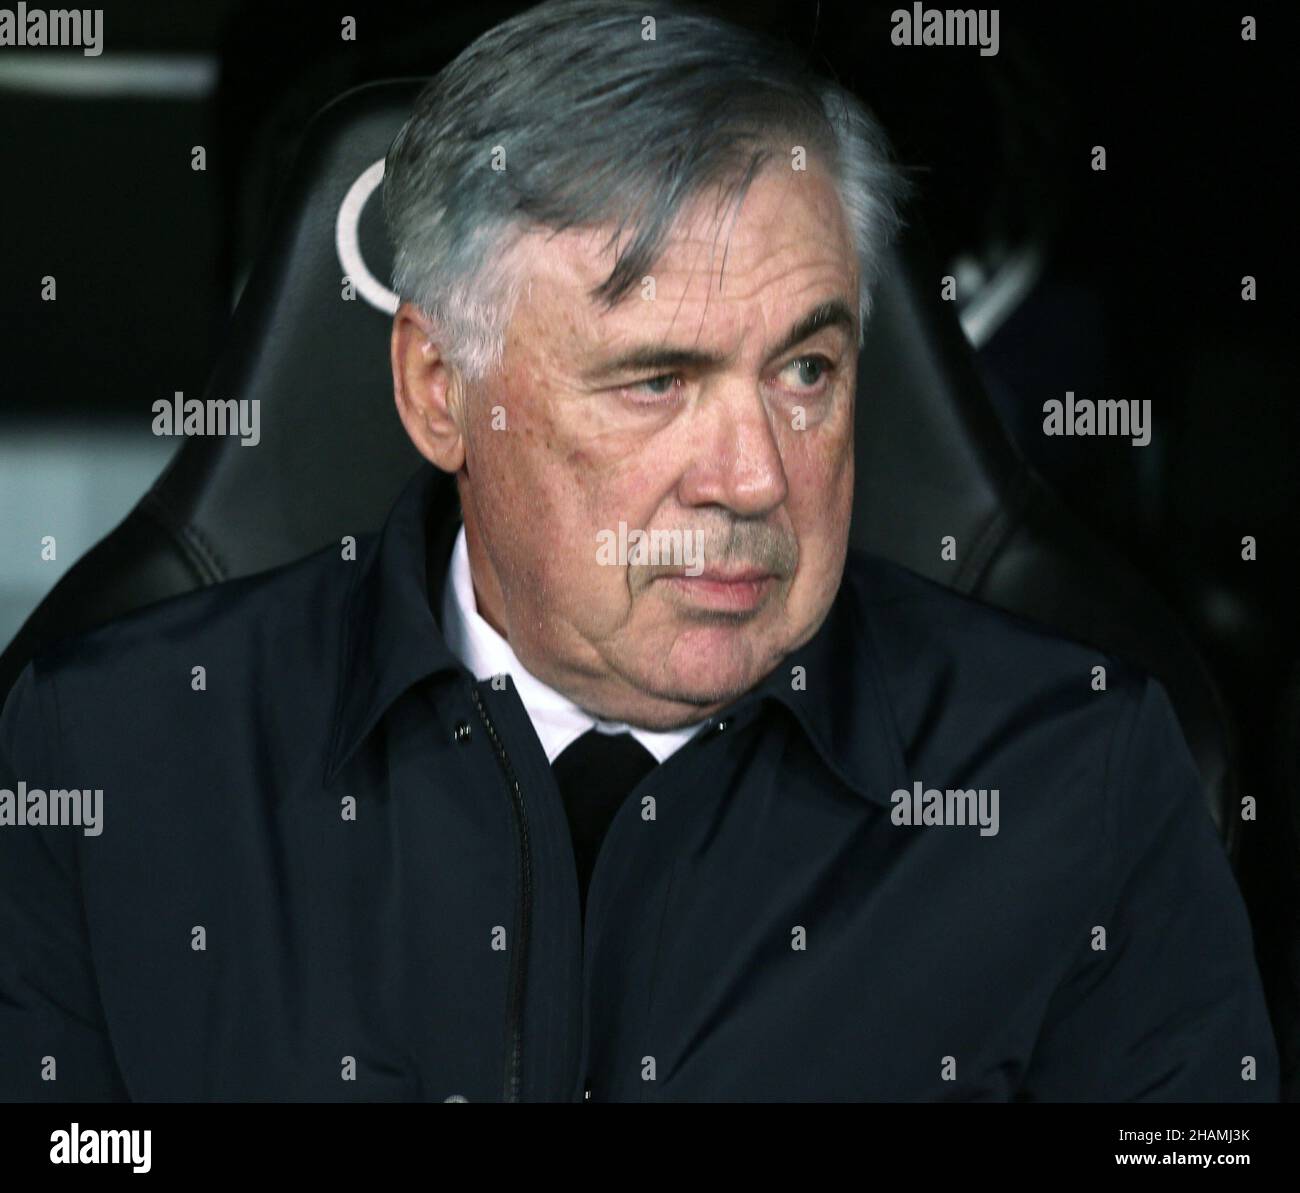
[506,161,858,359]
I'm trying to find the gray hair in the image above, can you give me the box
[384,0,910,380]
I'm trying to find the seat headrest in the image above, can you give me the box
[151,77,1016,588]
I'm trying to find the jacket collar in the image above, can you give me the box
[325,463,463,785]
[325,462,907,808]
[726,559,909,809]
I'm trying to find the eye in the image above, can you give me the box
[776,355,834,392]
[620,373,684,404]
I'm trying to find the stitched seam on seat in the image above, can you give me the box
[954,461,1034,593]
[136,492,227,585]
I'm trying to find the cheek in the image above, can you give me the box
[780,424,853,625]
[467,399,562,589]
[475,436,632,619]
[783,417,854,534]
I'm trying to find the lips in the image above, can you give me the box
[655,569,778,613]
[683,567,774,584]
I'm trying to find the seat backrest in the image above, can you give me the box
[0,78,1237,850]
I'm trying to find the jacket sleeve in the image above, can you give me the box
[0,660,129,1101]
[1022,670,1280,1101]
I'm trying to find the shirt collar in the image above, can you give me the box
[326,462,906,807]
[440,524,705,764]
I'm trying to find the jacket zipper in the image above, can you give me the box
[470,684,532,1103]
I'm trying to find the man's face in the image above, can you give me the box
[445,159,858,729]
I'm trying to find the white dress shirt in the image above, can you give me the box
[440,525,705,764]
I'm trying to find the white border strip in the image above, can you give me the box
[958,243,1045,349]
[0,53,217,98]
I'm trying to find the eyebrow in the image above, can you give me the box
[582,298,857,383]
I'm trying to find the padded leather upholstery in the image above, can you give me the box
[0,78,1238,854]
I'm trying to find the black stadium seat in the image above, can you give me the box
[0,77,1239,863]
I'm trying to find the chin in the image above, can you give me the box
[649,626,777,708]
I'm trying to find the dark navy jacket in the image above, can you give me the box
[0,464,1279,1101]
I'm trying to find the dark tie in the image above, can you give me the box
[551,728,658,923]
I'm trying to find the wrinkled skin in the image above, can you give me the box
[392,158,859,729]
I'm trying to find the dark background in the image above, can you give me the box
[0,0,1294,1075]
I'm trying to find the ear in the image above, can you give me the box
[391,301,466,472]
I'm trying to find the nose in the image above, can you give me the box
[677,382,789,517]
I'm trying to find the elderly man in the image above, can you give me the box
[0,0,1279,1102]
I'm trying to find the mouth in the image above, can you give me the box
[654,568,779,613]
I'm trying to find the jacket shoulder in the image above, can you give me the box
[844,548,1136,669]
[13,539,366,730]
[840,549,1156,731]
